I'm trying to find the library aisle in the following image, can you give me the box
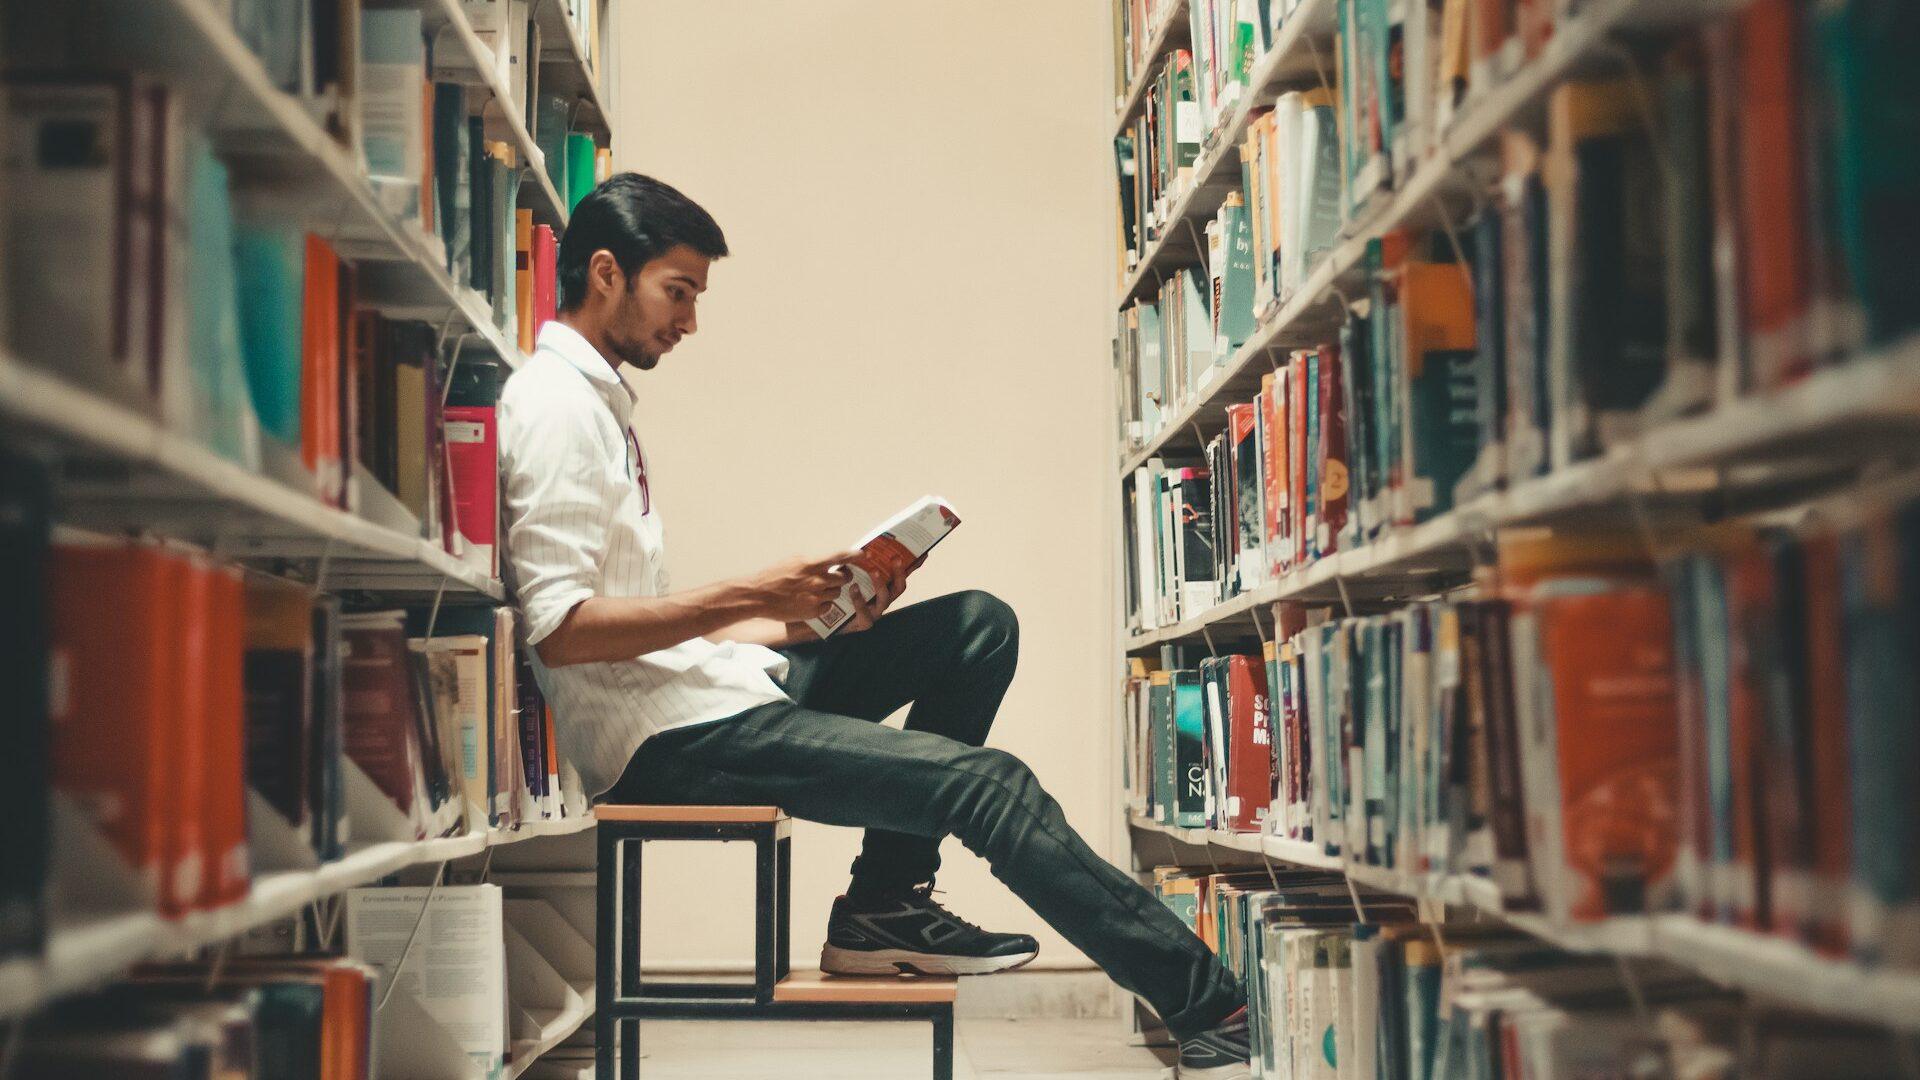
[4,0,1919,1076]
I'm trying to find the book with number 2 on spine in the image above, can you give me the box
[805,496,961,639]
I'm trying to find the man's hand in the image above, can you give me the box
[839,555,911,634]
[746,550,862,624]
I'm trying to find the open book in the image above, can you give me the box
[805,496,961,638]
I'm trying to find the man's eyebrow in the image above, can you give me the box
[666,273,705,291]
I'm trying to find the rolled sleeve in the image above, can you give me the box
[499,389,619,646]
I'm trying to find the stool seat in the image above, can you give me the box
[594,804,788,823]
[773,972,958,1005]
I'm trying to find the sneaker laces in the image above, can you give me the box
[908,884,986,935]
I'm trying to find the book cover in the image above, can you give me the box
[0,454,50,956]
[1174,669,1209,828]
[1227,654,1273,833]
[443,404,498,575]
[805,497,961,639]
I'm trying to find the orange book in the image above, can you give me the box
[419,78,435,232]
[1529,581,1680,922]
[49,543,182,914]
[1470,0,1513,89]
[1259,373,1287,578]
[204,562,251,908]
[169,552,211,915]
[515,208,535,354]
[336,261,359,512]
[302,235,343,504]
[1735,0,1810,389]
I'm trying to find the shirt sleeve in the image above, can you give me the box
[498,384,619,646]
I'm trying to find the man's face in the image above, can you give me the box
[601,244,710,371]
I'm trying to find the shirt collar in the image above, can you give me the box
[536,320,637,408]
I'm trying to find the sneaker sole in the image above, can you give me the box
[1175,1064,1252,1080]
[818,944,1039,977]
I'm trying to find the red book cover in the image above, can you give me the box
[1735,0,1811,389]
[1800,532,1852,954]
[442,404,498,575]
[301,234,343,504]
[1226,655,1272,833]
[1534,583,1680,922]
[533,224,557,332]
[336,262,359,512]
[169,553,210,915]
[340,615,427,832]
[1317,344,1349,556]
[203,563,251,908]
[49,543,182,914]
[1289,355,1309,568]
[1259,373,1288,578]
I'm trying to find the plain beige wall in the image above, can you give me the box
[608,0,1120,969]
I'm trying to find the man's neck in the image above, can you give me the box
[556,313,624,376]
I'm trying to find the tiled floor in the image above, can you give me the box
[621,1017,1172,1079]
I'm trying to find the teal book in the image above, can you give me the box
[1840,505,1920,965]
[1406,345,1481,522]
[1341,308,1379,541]
[1138,301,1164,433]
[536,89,572,199]
[566,131,598,211]
[1303,347,1322,553]
[184,135,260,468]
[1174,669,1208,828]
[1819,0,1920,345]
[1689,555,1736,924]
[1219,197,1257,353]
[433,83,471,276]
[233,220,305,447]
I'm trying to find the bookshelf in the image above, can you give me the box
[0,0,620,1072]
[1111,0,1920,1063]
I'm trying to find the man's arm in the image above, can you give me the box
[707,557,915,651]
[537,551,861,667]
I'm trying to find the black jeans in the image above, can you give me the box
[604,589,1244,1039]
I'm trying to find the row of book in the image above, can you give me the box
[1152,866,1904,1078]
[1122,340,1348,627]
[3,70,531,570]
[7,886,592,1079]
[0,452,579,962]
[1115,3,1918,476]
[1127,499,1920,965]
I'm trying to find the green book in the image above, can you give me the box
[536,90,572,199]
[1219,197,1257,354]
[233,220,305,447]
[566,131,598,211]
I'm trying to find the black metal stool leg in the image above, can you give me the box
[776,834,792,980]
[623,838,644,1001]
[932,1007,955,1080]
[620,1017,640,1080]
[754,829,777,1002]
[596,826,618,1080]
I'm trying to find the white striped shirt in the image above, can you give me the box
[498,321,789,799]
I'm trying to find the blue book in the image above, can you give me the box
[184,135,260,468]
[233,220,305,448]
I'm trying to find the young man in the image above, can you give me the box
[498,173,1253,1079]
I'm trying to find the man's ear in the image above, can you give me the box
[588,249,624,302]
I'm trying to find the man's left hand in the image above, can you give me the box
[841,556,909,634]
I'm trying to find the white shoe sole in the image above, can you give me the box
[818,944,1039,977]
[1175,1064,1252,1080]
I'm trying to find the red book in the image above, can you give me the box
[203,562,251,908]
[1289,355,1309,568]
[1226,655,1271,833]
[442,404,498,576]
[1735,0,1811,389]
[340,614,428,836]
[533,224,557,333]
[301,235,344,505]
[49,543,184,915]
[1317,344,1349,556]
[170,554,211,914]
[1531,582,1680,922]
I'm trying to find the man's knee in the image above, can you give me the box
[953,589,1018,655]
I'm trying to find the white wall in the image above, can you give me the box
[610,0,1119,969]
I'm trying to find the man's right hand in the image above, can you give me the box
[746,550,862,624]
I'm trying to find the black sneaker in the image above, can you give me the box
[1177,1006,1252,1079]
[819,886,1040,977]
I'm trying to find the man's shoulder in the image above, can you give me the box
[500,353,603,424]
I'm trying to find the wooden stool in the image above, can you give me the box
[593,805,955,1080]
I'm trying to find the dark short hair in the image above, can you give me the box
[556,173,728,311]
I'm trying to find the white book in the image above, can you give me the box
[805,496,961,639]
[360,9,426,216]
[348,884,507,1080]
